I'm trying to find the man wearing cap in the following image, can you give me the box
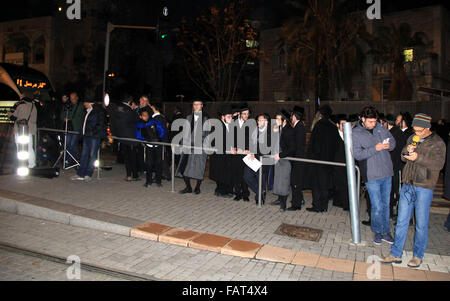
[381,113,446,268]
[71,97,106,182]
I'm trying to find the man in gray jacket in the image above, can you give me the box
[352,107,396,245]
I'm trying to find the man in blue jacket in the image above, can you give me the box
[352,107,396,245]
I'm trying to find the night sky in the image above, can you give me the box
[1,0,449,24]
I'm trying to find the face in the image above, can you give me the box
[240,110,249,121]
[413,126,430,139]
[83,102,93,109]
[362,117,377,130]
[70,93,78,104]
[339,120,346,132]
[395,115,402,127]
[275,115,283,127]
[257,116,268,129]
[141,111,149,122]
[223,114,233,124]
[62,95,68,102]
[139,96,149,108]
[192,101,203,112]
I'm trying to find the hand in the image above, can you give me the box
[237,148,243,154]
[383,142,390,150]
[244,150,250,155]
[273,125,279,132]
[274,154,280,161]
[232,148,237,155]
[404,152,418,161]
[407,145,416,153]
[375,143,385,151]
[250,154,255,160]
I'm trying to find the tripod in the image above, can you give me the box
[53,107,80,170]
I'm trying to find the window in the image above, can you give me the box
[404,48,414,62]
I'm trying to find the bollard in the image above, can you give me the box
[343,122,361,245]
[171,146,175,193]
[258,156,263,208]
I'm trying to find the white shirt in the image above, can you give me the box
[82,107,93,135]
[194,114,199,122]
[238,118,244,128]
[152,112,161,118]
[293,120,299,128]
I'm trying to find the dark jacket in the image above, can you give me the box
[60,102,84,131]
[306,118,341,190]
[209,120,234,184]
[136,119,165,142]
[291,120,307,188]
[81,104,107,139]
[389,126,407,172]
[278,124,295,159]
[152,113,168,142]
[401,133,446,190]
[108,103,140,145]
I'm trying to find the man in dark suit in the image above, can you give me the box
[289,106,307,211]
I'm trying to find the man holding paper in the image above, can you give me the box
[244,113,273,204]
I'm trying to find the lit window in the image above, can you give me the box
[404,49,413,62]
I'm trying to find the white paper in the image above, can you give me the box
[383,138,389,144]
[243,154,262,172]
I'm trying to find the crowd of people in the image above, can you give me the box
[7,92,450,268]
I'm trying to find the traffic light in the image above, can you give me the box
[104,70,115,93]
[157,6,170,40]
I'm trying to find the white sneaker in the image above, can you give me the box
[84,176,92,182]
[71,175,84,181]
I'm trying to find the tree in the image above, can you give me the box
[280,0,367,103]
[367,22,428,101]
[175,1,263,102]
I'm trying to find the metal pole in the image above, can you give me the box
[258,156,262,208]
[102,22,112,98]
[171,146,175,193]
[343,122,361,245]
[97,148,100,179]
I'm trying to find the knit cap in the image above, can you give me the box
[411,113,432,128]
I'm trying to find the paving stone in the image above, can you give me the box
[291,251,320,268]
[255,245,296,264]
[316,256,355,273]
[130,222,173,241]
[393,266,428,281]
[188,233,232,253]
[221,239,262,259]
[354,261,394,280]
[158,228,202,247]
[424,270,450,281]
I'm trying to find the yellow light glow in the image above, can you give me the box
[404,49,413,62]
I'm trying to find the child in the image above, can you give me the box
[136,111,166,187]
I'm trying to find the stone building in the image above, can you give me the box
[259,5,450,103]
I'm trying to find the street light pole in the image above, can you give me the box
[102,22,157,98]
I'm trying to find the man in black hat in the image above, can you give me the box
[231,103,251,202]
[272,110,295,211]
[288,106,307,210]
[210,104,235,197]
[306,105,340,212]
[176,98,209,194]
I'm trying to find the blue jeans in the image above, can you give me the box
[66,133,80,164]
[77,137,100,178]
[390,184,434,259]
[365,177,392,234]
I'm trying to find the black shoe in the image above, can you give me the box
[156,182,162,187]
[144,182,151,188]
[271,200,281,206]
[243,196,249,202]
[179,187,192,194]
[287,206,301,211]
[279,208,286,212]
[223,193,234,198]
[194,188,201,194]
[233,196,242,201]
[214,191,221,197]
[362,220,371,226]
[306,207,327,213]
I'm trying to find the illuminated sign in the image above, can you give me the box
[16,79,47,89]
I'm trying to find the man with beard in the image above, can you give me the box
[271,110,295,211]
[288,106,307,211]
[306,105,341,213]
[210,104,235,198]
[231,103,251,202]
[176,98,209,194]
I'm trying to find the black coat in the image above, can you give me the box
[306,118,340,190]
[291,121,307,188]
[108,103,140,145]
[82,104,107,139]
[209,121,234,185]
[333,134,349,209]
[278,124,295,159]
[153,113,168,142]
[231,119,251,185]
[389,126,407,172]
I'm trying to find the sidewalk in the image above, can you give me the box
[0,162,449,281]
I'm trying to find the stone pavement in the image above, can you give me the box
[0,163,449,280]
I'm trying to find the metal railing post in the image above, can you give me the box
[97,148,101,179]
[343,122,361,245]
[171,146,175,193]
[258,157,263,208]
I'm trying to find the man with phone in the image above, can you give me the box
[381,113,446,268]
[352,107,396,246]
